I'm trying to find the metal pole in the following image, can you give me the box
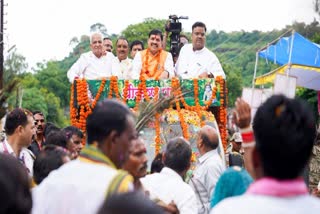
[0,0,3,89]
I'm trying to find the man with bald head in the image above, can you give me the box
[189,125,225,213]
[67,32,120,83]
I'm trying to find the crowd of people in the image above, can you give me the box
[0,20,320,214]
[67,21,225,82]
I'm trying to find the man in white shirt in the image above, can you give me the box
[32,100,137,214]
[0,108,36,176]
[115,37,133,79]
[67,32,120,83]
[189,125,225,214]
[175,22,225,79]
[211,96,320,214]
[141,137,197,214]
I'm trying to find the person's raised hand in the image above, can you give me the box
[233,98,251,129]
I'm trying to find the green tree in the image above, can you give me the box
[90,23,108,37]
[121,18,166,45]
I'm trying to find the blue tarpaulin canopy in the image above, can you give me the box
[258,32,320,67]
[254,31,320,90]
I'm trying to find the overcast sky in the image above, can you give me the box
[6,0,318,68]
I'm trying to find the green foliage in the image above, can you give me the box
[121,18,167,46]
[5,18,320,127]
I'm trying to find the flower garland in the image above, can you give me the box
[70,83,77,126]
[70,76,228,152]
[141,48,162,79]
[216,76,228,151]
[91,78,106,109]
[122,80,129,104]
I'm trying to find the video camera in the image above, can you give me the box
[166,15,188,59]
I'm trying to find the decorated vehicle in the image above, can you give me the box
[70,76,228,167]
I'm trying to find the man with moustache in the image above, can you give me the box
[132,29,174,79]
[114,37,133,79]
[122,137,148,190]
[103,37,113,53]
[67,32,120,83]
[175,22,225,79]
[28,111,46,157]
[32,99,137,214]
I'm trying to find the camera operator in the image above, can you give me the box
[175,21,226,79]
[162,15,189,64]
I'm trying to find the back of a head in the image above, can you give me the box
[0,154,32,214]
[164,137,192,172]
[253,94,316,179]
[211,166,253,208]
[45,130,68,148]
[63,125,84,139]
[33,145,69,185]
[86,99,132,144]
[98,191,164,214]
[151,152,164,173]
[44,122,60,139]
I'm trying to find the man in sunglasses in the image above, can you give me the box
[28,111,46,157]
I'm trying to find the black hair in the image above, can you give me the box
[0,154,32,214]
[103,37,112,41]
[45,130,68,148]
[253,95,316,180]
[164,137,191,172]
[86,99,133,145]
[130,40,144,51]
[33,145,69,184]
[32,110,45,118]
[192,21,207,32]
[148,29,163,41]
[43,122,60,139]
[63,126,84,139]
[150,152,164,173]
[98,191,164,214]
[4,108,33,135]
[116,36,129,46]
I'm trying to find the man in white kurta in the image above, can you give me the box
[32,157,131,214]
[32,99,136,214]
[175,22,225,79]
[141,137,197,214]
[67,32,120,83]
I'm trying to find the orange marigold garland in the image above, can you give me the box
[122,80,129,104]
[91,78,106,109]
[216,76,228,151]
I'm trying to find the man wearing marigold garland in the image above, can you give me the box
[67,32,120,83]
[175,22,226,79]
[132,29,174,80]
